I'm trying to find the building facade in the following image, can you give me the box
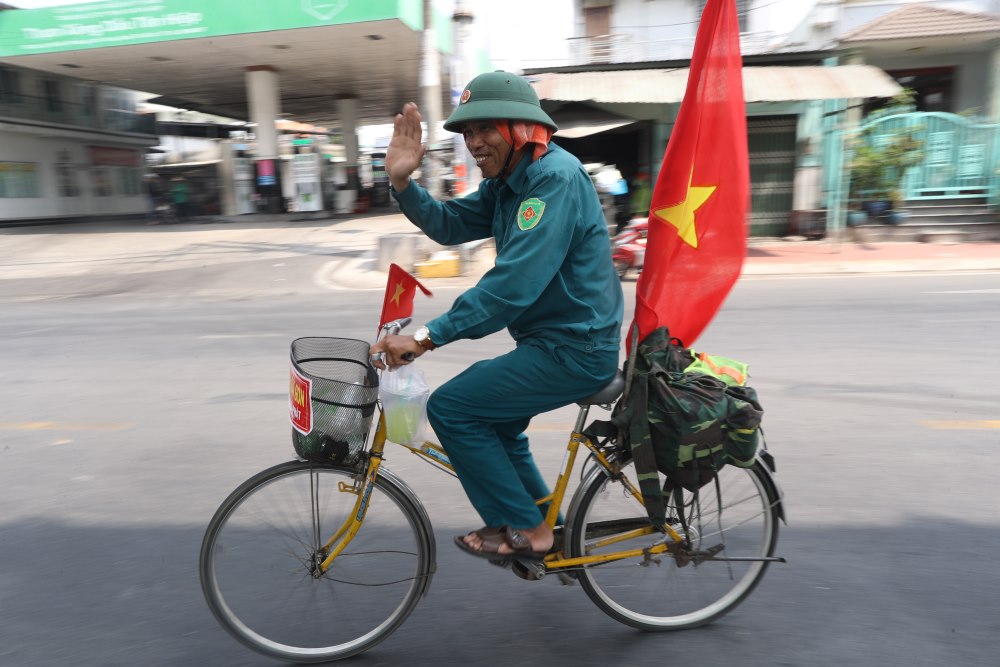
[0,59,157,222]
[531,0,999,237]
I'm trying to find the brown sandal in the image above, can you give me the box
[453,525,548,561]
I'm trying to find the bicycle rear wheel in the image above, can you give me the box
[200,460,434,663]
[566,459,779,631]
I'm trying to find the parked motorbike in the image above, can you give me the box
[611,218,648,280]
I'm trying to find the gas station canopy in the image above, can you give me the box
[0,0,452,128]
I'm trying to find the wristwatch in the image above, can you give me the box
[413,325,436,351]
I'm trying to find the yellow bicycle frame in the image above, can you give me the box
[316,408,686,575]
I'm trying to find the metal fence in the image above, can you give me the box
[859,111,999,204]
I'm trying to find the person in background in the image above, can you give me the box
[170,176,190,221]
[630,171,652,220]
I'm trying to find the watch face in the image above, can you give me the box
[414,326,429,342]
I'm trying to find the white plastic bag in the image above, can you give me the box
[379,363,430,444]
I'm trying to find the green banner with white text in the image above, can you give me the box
[0,0,422,56]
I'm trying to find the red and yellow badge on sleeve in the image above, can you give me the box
[517,198,546,231]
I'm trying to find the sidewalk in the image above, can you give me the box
[744,237,1000,276]
[2,212,1000,287]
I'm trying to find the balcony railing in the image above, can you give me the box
[0,93,157,136]
[568,31,780,66]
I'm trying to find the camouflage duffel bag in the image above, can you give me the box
[584,327,763,527]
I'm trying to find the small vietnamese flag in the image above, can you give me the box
[631,0,749,349]
[377,263,432,332]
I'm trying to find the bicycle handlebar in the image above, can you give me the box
[382,317,411,334]
[371,318,416,366]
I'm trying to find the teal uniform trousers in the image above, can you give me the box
[427,340,618,528]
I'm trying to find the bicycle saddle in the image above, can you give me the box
[577,369,624,406]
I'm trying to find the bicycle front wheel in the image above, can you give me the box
[567,459,779,631]
[200,460,434,663]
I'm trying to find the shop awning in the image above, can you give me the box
[554,117,638,139]
[532,64,903,105]
[150,160,222,170]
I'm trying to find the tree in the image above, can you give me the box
[849,89,924,212]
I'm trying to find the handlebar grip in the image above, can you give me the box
[383,317,412,333]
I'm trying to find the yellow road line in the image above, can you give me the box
[0,422,132,431]
[921,420,1000,430]
[526,424,576,433]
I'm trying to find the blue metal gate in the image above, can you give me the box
[859,112,999,204]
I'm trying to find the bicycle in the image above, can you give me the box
[199,320,786,663]
[149,198,177,225]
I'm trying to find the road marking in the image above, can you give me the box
[925,289,1000,294]
[921,420,1000,430]
[11,327,57,336]
[742,271,1000,281]
[198,333,285,339]
[0,421,132,431]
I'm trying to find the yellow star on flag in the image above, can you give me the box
[653,169,717,248]
[390,282,405,306]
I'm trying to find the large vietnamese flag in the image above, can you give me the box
[632,0,749,348]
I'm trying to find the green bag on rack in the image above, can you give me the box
[585,327,763,526]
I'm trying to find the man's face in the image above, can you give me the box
[461,121,514,178]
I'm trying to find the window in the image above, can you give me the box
[55,152,80,198]
[0,162,41,198]
[699,0,748,31]
[114,167,142,196]
[584,4,611,37]
[864,67,956,116]
[42,78,62,113]
[76,83,97,120]
[92,167,113,197]
[0,67,22,103]
[891,67,954,113]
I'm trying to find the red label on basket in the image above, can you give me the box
[289,364,312,435]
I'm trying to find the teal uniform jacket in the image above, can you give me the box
[392,143,624,352]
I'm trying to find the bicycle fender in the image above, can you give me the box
[755,453,787,525]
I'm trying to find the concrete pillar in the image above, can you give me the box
[336,96,360,167]
[245,66,281,159]
[833,50,866,242]
[245,65,283,212]
[988,42,1000,124]
[842,50,865,130]
[336,96,359,214]
[219,138,238,216]
[421,0,442,199]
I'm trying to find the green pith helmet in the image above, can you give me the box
[443,70,557,133]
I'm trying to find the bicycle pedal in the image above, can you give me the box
[511,559,546,581]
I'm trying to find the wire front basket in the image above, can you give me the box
[289,337,378,464]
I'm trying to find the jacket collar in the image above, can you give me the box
[499,143,551,193]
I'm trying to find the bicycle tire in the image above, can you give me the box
[565,457,779,631]
[200,460,435,663]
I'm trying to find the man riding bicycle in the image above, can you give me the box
[369,71,623,561]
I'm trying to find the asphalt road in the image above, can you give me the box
[1,256,999,666]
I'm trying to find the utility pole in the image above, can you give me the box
[452,0,479,195]
[421,0,442,199]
